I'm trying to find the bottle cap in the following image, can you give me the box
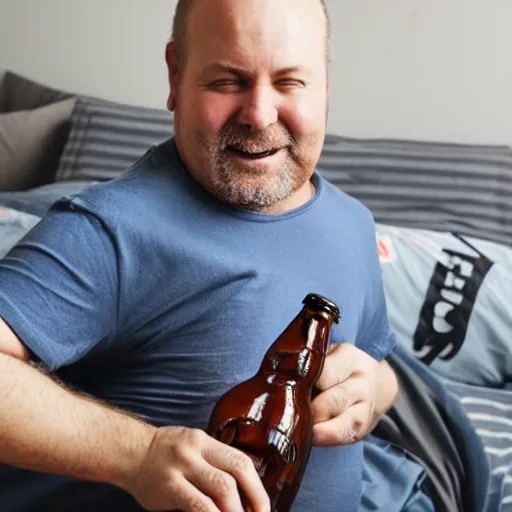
[302,293,340,323]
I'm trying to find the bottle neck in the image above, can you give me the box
[298,309,333,381]
[262,308,334,386]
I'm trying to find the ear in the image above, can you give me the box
[165,42,180,112]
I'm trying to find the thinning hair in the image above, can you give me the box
[171,0,332,68]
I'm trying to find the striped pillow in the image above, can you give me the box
[55,98,174,182]
[318,135,512,247]
[443,379,512,510]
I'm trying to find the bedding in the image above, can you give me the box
[0,181,95,217]
[0,207,40,259]
[0,72,174,184]
[443,378,512,510]
[1,70,511,510]
[317,135,512,248]
[374,344,495,512]
[54,98,173,183]
[0,98,76,190]
[376,223,512,387]
[0,75,7,112]
[1,71,73,112]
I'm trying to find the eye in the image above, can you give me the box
[276,79,306,89]
[207,79,245,92]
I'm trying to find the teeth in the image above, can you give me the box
[230,147,272,154]
[228,146,278,158]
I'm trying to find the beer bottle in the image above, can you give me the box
[207,293,340,512]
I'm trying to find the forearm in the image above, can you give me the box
[0,353,156,490]
[373,359,398,422]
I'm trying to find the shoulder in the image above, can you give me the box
[56,139,179,225]
[315,172,377,240]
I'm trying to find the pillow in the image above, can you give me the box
[3,71,72,112]
[0,180,94,217]
[376,223,512,386]
[0,98,77,191]
[54,98,174,182]
[0,207,41,260]
[2,71,174,183]
[0,72,7,112]
[318,134,512,248]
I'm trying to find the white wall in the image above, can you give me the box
[1,0,512,145]
[0,0,173,110]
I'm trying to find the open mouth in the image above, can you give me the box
[227,146,280,160]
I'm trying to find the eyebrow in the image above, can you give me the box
[202,61,308,77]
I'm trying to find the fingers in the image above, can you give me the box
[188,459,245,512]
[130,426,270,512]
[203,440,271,512]
[172,475,222,512]
[312,376,366,424]
[312,372,375,447]
[312,402,370,446]
[315,343,356,391]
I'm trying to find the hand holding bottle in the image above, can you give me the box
[207,293,340,512]
[126,426,270,512]
[311,343,381,446]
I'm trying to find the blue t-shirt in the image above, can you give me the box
[0,139,396,511]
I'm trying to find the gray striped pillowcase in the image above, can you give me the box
[318,135,512,248]
[55,99,174,182]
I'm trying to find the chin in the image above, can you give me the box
[214,179,293,211]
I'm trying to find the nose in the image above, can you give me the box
[236,85,278,133]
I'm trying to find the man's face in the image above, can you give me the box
[167,0,329,213]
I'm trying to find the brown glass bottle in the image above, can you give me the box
[207,293,340,512]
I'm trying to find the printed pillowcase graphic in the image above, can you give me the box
[375,224,512,387]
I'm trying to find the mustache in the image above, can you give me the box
[219,125,295,152]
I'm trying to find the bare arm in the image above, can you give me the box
[0,318,270,511]
[0,319,155,489]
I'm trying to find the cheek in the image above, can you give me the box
[192,93,239,134]
[280,92,327,138]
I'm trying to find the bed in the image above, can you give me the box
[1,71,511,511]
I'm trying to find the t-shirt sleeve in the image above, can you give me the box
[356,215,397,362]
[0,200,119,372]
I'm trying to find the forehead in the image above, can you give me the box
[185,0,326,72]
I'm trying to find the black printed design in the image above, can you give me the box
[413,234,494,365]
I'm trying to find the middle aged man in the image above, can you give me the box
[0,0,439,511]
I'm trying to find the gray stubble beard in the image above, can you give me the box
[211,154,298,211]
[175,112,311,212]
